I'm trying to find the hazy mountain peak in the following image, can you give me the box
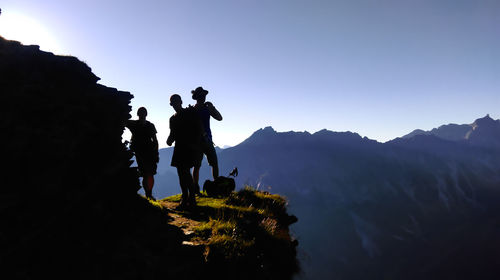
[262,126,276,132]
[313,129,358,137]
[313,128,330,134]
[399,115,500,149]
[253,126,277,137]
[241,126,278,145]
[466,114,500,147]
[402,129,430,139]
[472,114,497,129]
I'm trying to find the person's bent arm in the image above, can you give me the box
[167,134,174,146]
[206,102,222,121]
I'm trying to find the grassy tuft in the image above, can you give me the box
[226,186,288,217]
[194,218,236,239]
[162,187,299,278]
[146,197,165,209]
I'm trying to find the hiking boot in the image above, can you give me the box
[187,195,197,208]
[176,197,189,210]
[175,203,186,211]
[145,191,155,201]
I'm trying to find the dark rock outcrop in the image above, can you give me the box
[0,36,189,279]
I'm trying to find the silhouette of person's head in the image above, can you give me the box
[170,94,183,113]
[137,107,147,121]
[191,87,208,103]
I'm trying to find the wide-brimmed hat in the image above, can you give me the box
[191,86,209,100]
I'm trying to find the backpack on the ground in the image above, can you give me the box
[203,176,235,197]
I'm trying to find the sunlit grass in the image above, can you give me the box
[139,195,166,210]
[163,193,183,202]
[206,233,256,259]
[148,198,164,209]
[194,218,236,238]
[162,191,264,218]
[161,187,298,275]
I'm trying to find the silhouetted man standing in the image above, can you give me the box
[167,94,203,208]
[126,107,159,200]
[191,86,223,192]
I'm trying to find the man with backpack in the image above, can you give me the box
[167,94,204,208]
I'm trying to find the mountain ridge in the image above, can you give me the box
[155,114,500,279]
[401,115,500,145]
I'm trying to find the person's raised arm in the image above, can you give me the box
[206,102,222,121]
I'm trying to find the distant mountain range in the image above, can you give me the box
[153,115,500,280]
[402,114,500,147]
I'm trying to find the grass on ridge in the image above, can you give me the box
[161,186,292,261]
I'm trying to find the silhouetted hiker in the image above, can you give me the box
[167,94,204,209]
[191,86,223,192]
[126,107,159,200]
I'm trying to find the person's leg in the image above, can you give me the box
[206,144,219,180]
[186,169,198,206]
[212,164,219,180]
[186,176,197,207]
[137,155,155,199]
[176,168,188,206]
[192,166,200,192]
[142,173,152,199]
[192,146,204,194]
[177,167,193,206]
[145,174,155,199]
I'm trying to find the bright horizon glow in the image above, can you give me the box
[0,10,64,54]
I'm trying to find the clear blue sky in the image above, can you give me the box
[1,0,499,147]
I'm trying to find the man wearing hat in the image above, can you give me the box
[191,86,223,192]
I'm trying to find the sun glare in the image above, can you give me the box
[0,10,63,54]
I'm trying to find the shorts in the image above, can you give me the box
[136,152,158,176]
[195,140,218,167]
[171,144,203,169]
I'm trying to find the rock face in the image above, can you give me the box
[0,36,148,278]
[0,37,138,196]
